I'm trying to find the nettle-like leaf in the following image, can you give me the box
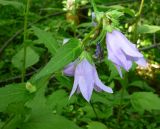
[0,83,31,112]
[32,38,82,82]
[12,46,39,70]
[131,92,160,113]
[32,26,59,55]
[137,24,160,34]
[129,80,155,92]
[46,89,69,113]
[20,78,81,129]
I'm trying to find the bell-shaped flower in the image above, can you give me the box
[106,30,147,77]
[69,59,113,102]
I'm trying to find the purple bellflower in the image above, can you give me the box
[106,30,147,77]
[64,59,113,102]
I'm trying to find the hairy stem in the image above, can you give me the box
[133,0,145,42]
[137,0,144,16]
[22,0,31,82]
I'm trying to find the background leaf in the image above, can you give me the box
[88,121,108,129]
[137,24,160,34]
[129,80,155,92]
[0,0,24,8]
[0,83,30,112]
[131,92,160,113]
[32,26,59,55]
[12,46,39,70]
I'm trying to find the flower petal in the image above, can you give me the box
[106,32,133,71]
[115,64,123,78]
[133,57,147,67]
[93,68,113,93]
[74,59,94,101]
[107,37,132,71]
[63,62,75,76]
[112,30,143,58]
[78,76,94,102]
[69,76,78,98]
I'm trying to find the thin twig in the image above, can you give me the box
[0,71,36,84]
[139,43,160,51]
[90,100,99,120]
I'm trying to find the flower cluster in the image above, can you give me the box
[63,14,147,101]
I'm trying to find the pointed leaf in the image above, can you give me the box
[131,92,160,113]
[32,26,59,55]
[137,24,160,34]
[32,38,82,82]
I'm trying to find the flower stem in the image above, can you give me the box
[81,26,98,46]
[133,0,145,42]
[137,0,144,17]
[117,74,128,123]
[90,0,98,12]
[22,0,30,82]
[90,100,99,120]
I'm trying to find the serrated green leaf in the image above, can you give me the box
[129,80,155,92]
[12,46,39,70]
[0,83,30,112]
[137,24,160,34]
[22,87,81,129]
[46,90,68,113]
[32,26,59,55]
[131,92,160,113]
[32,38,82,82]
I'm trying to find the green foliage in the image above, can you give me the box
[12,46,39,70]
[32,26,59,55]
[0,83,30,112]
[129,80,155,92]
[137,24,160,34]
[131,92,160,113]
[0,0,24,8]
[88,121,107,129]
[46,89,69,113]
[0,0,160,129]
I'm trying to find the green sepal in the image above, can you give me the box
[79,51,94,65]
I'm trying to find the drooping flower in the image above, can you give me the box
[106,30,147,77]
[67,59,113,102]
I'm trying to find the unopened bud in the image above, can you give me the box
[26,82,37,93]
